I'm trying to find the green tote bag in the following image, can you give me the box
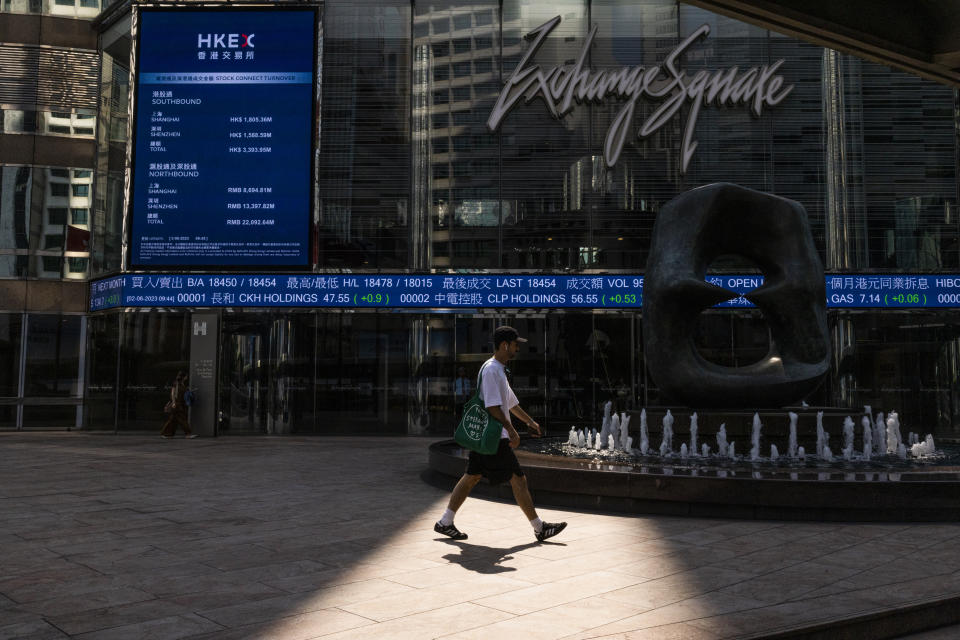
[453,362,503,455]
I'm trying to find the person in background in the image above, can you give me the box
[161,371,197,439]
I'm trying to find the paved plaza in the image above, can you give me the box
[1,433,959,639]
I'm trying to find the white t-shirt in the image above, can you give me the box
[478,357,518,439]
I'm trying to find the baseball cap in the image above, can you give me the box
[493,325,527,346]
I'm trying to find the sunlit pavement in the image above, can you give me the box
[1,432,958,640]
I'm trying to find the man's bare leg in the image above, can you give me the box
[510,473,568,541]
[435,474,482,540]
[448,473,482,512]
[509,473,538,520]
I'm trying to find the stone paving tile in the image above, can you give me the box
[609,554,696,581]
[685,589,952,639]
[189,608,373,640]
[0,549,75,579]
[811,538,920,569]
[211,559,332,585]
[71,613,223,640]
[713,560,864,604]
[165,581,289,611]
[590,622,724,639]
[0,562,112,603]
[707,539,833,575]
[319,602,515,640]
[2,433,959,640]
[561,592,762,639]
[129,571,283,601]
[441,594,640,640]
[47,598,194,636]
[0,618,70,640]
[198,578,416,628]
[41,532,143,557]
[21,586,155,617]
[897,623,960,639]
[488,548,645,585]
[262,562,411,594]
[0,604,50,629]
[471,570,641,616]
[601,566,757,610]
[339,574,535,621]
[793,558,959,599]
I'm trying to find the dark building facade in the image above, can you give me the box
[2,0,960,438]
[0,0,102,429]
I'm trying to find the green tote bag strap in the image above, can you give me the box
[453,361,503,455]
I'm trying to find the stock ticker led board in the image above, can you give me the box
[129,8,316,268]
[89,274,960,312]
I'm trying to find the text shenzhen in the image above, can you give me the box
[89,274,960,311]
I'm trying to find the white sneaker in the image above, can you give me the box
[186,434,198,439]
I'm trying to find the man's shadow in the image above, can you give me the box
[435,538,565,574]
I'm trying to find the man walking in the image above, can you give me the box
[435,326,567,542]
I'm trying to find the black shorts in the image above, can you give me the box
[466,438,524,486]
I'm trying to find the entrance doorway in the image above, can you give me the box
[219,328,267,434]
[218,313,316,434]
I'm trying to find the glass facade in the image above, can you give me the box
[1,0,958,435]
[0,0,98,429]
[0,166,92,279]
[0,313,85,430]
[0,0,103,18]
[90,52,128,276]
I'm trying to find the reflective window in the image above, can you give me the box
[219,313,317,435]
[0,165,91,279]
[91,53,129,276]
[319,0,411,268]
[414,0,501,268]
[23,314,83,398]
[410,0,958,271]
[499,1,590,269]
[0,314,23,398]
[0,109,97,138]
[50,183,69,197]
[117,312,190,431]
[314,314,411,434]
[0,0,101,17]
[830,313,960,434]
[0,167,32,260]
[84,313,117,429]
[22,405,78,429]
[48,208,68,226]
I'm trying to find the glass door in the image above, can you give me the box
[219,316,269,434]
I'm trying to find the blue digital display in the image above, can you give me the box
[89,274,960,311]
[129,9,316,267]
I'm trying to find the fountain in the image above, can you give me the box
[750,413,762,461]
[659,410,674,456]
[428,184,960,521]
[788,412,798,458]
[639,409,649,455]
[429,405,960,521]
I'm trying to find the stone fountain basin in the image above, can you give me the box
[427,438,960,521]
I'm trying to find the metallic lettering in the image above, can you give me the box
[487,17,794,175]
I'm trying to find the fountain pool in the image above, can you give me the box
[427,408,960,521]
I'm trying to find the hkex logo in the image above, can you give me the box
[197,33,255,48]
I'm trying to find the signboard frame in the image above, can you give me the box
[126,4,320,271]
